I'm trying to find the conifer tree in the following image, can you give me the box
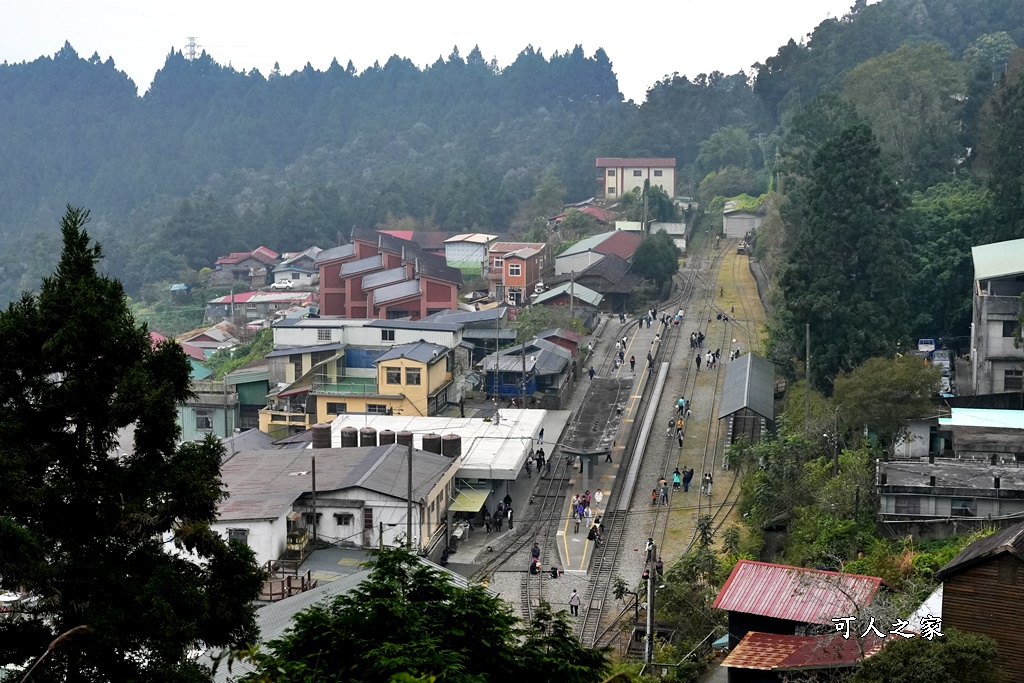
[0,206,264,683]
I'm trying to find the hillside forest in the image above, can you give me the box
[3,0,1024,387]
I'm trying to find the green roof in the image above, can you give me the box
[972,238,1024,281]
[533,282,603,307]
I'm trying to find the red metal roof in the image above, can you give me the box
[713,560,883,626]
[595,157,675,168]
[593,230,642,259]
[215,246,279,266]
[723,631,885,672]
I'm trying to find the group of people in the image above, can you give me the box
[651,476,671,505]
[484,495,515,532]
[689,331,705,349]
[702,348,723,370]
[570,491,595,533]
[524,446,549,478]
[674,467,695,492]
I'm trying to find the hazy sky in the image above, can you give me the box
[2,0,864,102]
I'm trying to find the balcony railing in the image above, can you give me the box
[311,373,379,396]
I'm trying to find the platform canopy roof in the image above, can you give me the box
[718,353,775,421]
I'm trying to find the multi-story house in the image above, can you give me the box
[486,241,551,305]
[272,246,322,286]
[209,246,280,287]
[316,228,463,319]
[443,233,497,276]
[595,157,676,199]
[970,238,1024,394]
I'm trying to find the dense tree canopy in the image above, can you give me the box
[771,124,910,389]
[240,547,609,683]
[0,207,264,682]
[630,232,681,288]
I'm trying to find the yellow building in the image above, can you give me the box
[260,341,454,438]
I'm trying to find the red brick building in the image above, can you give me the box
[316,228,463,319]
[487,241,551,305]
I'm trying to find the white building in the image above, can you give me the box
[596,157,676,199]
[212,443,458,566]
[970,238,1024,394]
[444,233,497,276]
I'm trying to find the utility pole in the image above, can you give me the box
[569,270,575,320]
[805,323,811,432]
[311,454,318,545]
[407,441,413,549]
[520,336,527,409]
[645,540,657,664]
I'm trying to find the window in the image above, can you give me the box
[406,368,421,385]
[950,498,976,517]
[381,329,395,342]
[1003,320,1019,337]
[633,170,642,177]
[508,263,522,277]
[607,186,616,195]
[334,512,354,525]
[326,402,347,414]
[654,169,663,177]
[493,257,503,268]
[385,367,402,385]
[195,409,213,432]
[292,272,300,279]
[998,555,1019,585]
[289,354,303,378]
[366,404,388,414]
[894,496,920,515]
[245,302,257,310]
[1006,369,1024,391]
[317,328,331,342]
[607,169,615,177]
[363,508,374,530]
[227,528,249,545]
[302,512,322,526]
[387,310,409,320]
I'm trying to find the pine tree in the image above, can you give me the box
[0,207,264,683]
[773,124,910,388]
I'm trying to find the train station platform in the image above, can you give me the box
[555,312,673,573]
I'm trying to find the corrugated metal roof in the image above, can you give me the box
[217,445,452,521]
[340,254,384,275]
[546,254,642,294]
[365,320,462,332]
[595,157,675,167]
[481,355,538,373]
[972,238,1024,281]
[533,282,603,307]
[490,241,545,253]
[536,328,584,344]
[375,341,448,364]
[372,278,421,305]
[939,407,1024,430]
[361,266,409,290]
[265,342,346,358]
[315,243,355,264]
[723,631,884,672]
[718,353,775,421]
[937,520,1024,580]
[482,337,571,375]
[422,306,509,323]
[713,560,882,625]
[445,233,497,244]
[558,232,617,257]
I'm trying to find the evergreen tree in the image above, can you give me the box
[630,231,681,287]
[0,207,264,683]
[771,124,910,389]
[241,546,609,683]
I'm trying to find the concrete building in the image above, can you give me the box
[878,457,1024,521]
[272,246,322,285]
[970,238,1024,395]
[177,379,239,442]
[486,241,551,305]
[595,157,676,199]
[443,233,497,276]
[316,228,463,320]
[723,206,763,239]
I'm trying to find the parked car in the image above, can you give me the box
[269,280,293,290]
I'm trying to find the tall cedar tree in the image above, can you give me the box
[241,546,610,683]
[0,207,264,683]
[774,124,910,389]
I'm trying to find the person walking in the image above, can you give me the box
[651,488,658,506]
[484,511,492,533]
[507,506,514,530]
[677,429,684,447]
[667,417,675,436]
[588,366,595,380]
[629,355,635,372]
[695,354,702,371]
[622,336,628,349]
[660,485,669,505]
[532,542,540,561]
[569,589,581,616]
[573,508,581,534]
[682,467,693,493]
[538,427,545,443]
[646,538,655,562]
[673,469,681,491]
[525,457,532,478]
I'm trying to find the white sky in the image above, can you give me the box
[1,0,865,102]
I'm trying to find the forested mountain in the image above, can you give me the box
[2,0,1024,334]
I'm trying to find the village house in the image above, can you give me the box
[209,246,280,287]
[272,246,322,286]
[969,237,1024,395]
[204,291,314,323]
[443,232,497,276]
[544,254,642,313]
[486,241,551,306]
[554,230,642,275]
[479,336,574,406]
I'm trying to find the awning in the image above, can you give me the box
[278,388,309,398]
[450,489,489,513]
